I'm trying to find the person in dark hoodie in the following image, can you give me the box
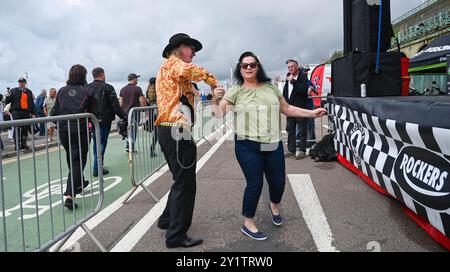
[87,67,127,177]
[52,64,94,210]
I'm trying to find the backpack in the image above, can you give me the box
[52,86,90,116]
[51,86,91,131]
[309,133,337,162]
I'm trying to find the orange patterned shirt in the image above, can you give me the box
[155,56,218,126]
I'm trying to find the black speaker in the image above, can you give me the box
[331,52,402,97]
[343,0,353,54]
[343,0,393,54]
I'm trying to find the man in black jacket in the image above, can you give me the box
[5,78,36,150]
[283,60,308,160]
[87,67,127,177]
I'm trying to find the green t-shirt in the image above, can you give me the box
[223,83,282,143]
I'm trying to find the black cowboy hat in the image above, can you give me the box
[162,33,203,58]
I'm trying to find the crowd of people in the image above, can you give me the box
[0,32,327,248]
[1,85,59,150]
[0,73,162,151]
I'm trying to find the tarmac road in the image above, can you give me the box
[68,119,445,252]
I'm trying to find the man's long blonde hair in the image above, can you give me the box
[168,45,184,58]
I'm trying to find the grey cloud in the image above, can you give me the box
[0,0,423,93]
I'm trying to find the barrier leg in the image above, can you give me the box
[81,223,106,252]
[50,230,76,252]
[200,136,213,147]
[122,186,139,205]
[140,184,159,202]
[320,117,324,139]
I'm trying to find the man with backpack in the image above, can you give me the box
[52,65,93,210]
[87,67,127,177]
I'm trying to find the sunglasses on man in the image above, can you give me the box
[183,44,196,51]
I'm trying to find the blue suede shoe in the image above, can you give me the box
[241,226,268,241]
[269,205,283,226]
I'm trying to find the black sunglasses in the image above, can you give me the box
[240,62,258,69]
[183,44,195,51]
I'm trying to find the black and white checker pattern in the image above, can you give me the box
[329,102,450,238]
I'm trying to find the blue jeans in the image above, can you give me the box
[235,137,286,218]
[93,122,112,174]
[37,112,46,135]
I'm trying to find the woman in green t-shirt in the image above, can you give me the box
[212,51,327,241]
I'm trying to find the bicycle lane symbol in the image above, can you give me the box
[0,176,123,220]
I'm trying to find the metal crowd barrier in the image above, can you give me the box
[122,106,163,204]
[194,100,230,143]
[0,113,105,252]
[122,101,230,204]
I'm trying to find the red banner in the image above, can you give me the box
[310,64,325,107]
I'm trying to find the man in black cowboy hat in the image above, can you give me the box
[5,78,36,150]
[155,33,219,248]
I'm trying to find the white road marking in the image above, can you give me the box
[50,164,169,252]
[110,128,233,252]
[288,174,339,252]
[110,192,169,252]
[51,124,229,252]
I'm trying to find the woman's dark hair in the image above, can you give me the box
[67,64,88,85]
[233,51,271,85]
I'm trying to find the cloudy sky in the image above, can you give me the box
[0,0,424,93]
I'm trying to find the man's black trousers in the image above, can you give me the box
[157,126,197,245]
[286,117,307,153]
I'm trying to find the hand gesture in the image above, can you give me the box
[312,108,327,118]
[213,86,226,100]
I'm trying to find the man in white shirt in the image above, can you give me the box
[283,59,308,160]
[44,88,57,141]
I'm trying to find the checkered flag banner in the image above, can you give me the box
[329,102,450,239]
